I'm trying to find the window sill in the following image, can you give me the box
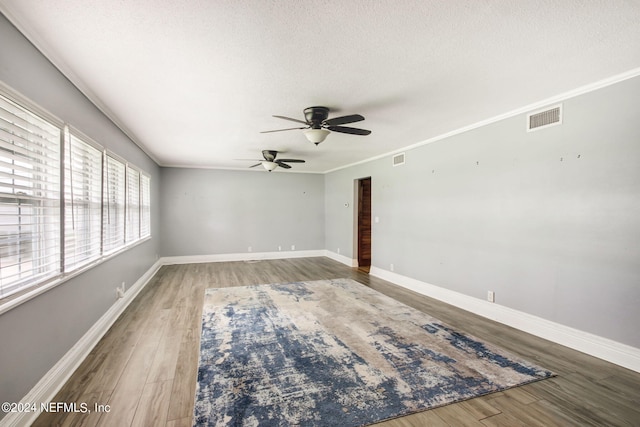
[0,236,152,316]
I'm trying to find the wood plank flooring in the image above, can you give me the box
[33,257,640,426]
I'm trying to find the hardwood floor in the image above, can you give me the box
[33,257,640,426]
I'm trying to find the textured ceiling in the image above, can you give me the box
[1,0,640,172]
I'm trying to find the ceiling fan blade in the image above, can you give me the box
[273,115,308,125]
[249,163,262,168]
[260,126,308,133]
[276,162,292,169]
[327,125,371,135]
[324,114,365,126]
[277,159,305,163]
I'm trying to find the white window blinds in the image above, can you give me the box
[140,174,151,238]
[103,155,125,253]
[0,86,152,300]
[0,94,61,296]
[64,131,103,271]
[125,166,140,242]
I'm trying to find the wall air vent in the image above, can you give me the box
[527,104,562,132]
[392,152,405,166]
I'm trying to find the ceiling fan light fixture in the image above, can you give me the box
[303,128,330,145]
[262,161,278,171]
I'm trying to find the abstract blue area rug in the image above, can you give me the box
[193,278,553,426]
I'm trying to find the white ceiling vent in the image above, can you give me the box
[527,104,562,132]
[392,152,405,166]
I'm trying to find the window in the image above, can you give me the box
[64,130,103,271]
[125,166,140,242]
[103,155,126,253]
[140,174,151,238]
[0,86,152,301]
[0,93,61,297]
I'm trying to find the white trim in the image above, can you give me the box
[0,9,160,165]
[161,249,326,265]
[0,81,155,311]
[3,0,639,174]
[2,250,325,427]
[324,67,640,174]
[0,237,153,316]
[159,164,323,174]
[370,266,640,373]
[6,254,639,427]
[0,259,163,427]
[0,80,64,127]
[67,124,104,152]
[323,250,358,267]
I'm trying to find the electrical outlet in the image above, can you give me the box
[248,246,252,252]
[291,245,295,250]
[278,245,282,251]
[390,263,394,272]
[487,291,495,302]
[337,248,340,254]
[115,282,126,299]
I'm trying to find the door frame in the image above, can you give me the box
[353,177,372,268]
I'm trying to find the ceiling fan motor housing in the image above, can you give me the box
[304,106,330,128]
[262,150,278,161]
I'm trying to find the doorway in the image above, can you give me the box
[356,177,371,271]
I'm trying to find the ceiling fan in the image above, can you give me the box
[261,106,371,145]
[243,150,305,172]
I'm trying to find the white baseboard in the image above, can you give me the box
[0,260,163,427]
[161,249,327,265]
[2,249,330,427]
[323,250,358,267]
[162,249,359,269]
[370,266,640,373]
[8,254,638,427]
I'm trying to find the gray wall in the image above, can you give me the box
[326,75,640,348]
[2,7,639,412]
[160,168,325,256]
[0,14,161,407]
